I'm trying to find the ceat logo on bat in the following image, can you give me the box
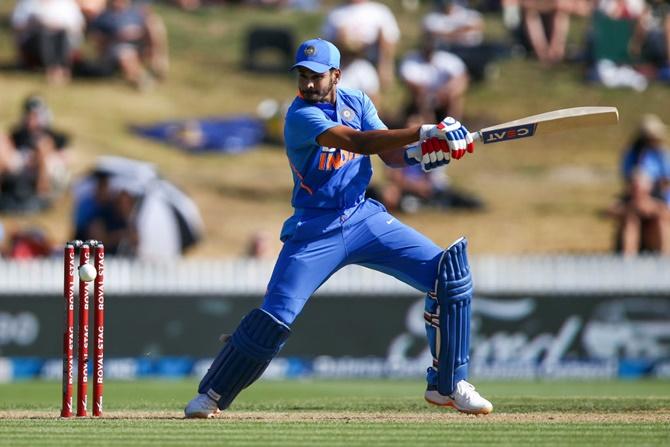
[482,124,537,143]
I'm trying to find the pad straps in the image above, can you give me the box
[198,309,291,410]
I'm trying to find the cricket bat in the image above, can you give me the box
[406,106,619,161]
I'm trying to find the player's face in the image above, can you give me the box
[297,67,339,103]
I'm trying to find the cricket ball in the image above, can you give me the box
[78,263,97,282]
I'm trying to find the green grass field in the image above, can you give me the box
[1,379,668,446]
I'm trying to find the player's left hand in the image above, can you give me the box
[435,117,475,160]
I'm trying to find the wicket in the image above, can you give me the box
[61,240,105,418]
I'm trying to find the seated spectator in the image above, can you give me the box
[368,164,484,213]
[424,0,485,49]
[517,0,573,65]
[586,0,650,90]
[399,33,469,123]
[609,114,670,255]
[338,46,381,105]
[423,0,512,81]
[0,96,70,213]
[322,0,400,90]
[84,0,169,89]
[10,0,85,84]
[72,156,204,259]
[73,171,137,255]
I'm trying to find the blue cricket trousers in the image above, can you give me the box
[261,199,444,325]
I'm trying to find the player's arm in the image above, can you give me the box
[316,125,419,168]
[316,124,421,156]
[317,117,475,171]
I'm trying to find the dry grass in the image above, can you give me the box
[0,4,668,257]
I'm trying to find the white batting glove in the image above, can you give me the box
[435,116,475,160]
[416,137,450,172]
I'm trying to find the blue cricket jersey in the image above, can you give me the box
[281,87,386,240]
[621,146,670,203]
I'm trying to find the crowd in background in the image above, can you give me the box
[10,0,168,89]
[0,0,669,258]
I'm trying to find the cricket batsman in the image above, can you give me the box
[185,38,493,417]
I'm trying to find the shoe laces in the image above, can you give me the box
[453,381,481,403]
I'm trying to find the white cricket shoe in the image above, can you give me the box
[184,393,220,418]
[425,380,493,415]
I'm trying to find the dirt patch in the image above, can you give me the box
[2,410,669,423]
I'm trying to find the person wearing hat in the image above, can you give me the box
[185,38,493,418]
[611,113,670,255]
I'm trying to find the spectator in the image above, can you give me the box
[369,164,484,213]
[10,0,85,84]
[85,0,169,89]
[0,96,70,213]
[587,0,650,91]
[322,0,400,90]
[399,33,469,123]
[423,0,513,81]
[609,114,670,255]
[338,46,381,105]
[424,0,485,49]
[518,0,573,65]
[73,171,138,256]
[72,156,204,259]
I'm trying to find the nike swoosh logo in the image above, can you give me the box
[386,218,395,225]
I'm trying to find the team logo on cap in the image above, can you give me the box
[342,108,354,121]
[304,46,316,56]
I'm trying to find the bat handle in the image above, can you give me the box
[404,131,482,164]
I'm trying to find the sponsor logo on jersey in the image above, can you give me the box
[481,124,537,143]
[318,147,360,171]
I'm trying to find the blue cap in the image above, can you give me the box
[291,38,340,73]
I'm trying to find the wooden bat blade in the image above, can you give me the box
[404,106,620,163]
[477,106,619,144]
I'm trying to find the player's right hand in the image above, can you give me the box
[419,137,450,172]
[420,117,475,161]
[435,117,475,160]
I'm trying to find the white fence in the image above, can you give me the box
[0,255,669,296]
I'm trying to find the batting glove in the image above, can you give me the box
[435,117,475,160]
[418,137,450,172]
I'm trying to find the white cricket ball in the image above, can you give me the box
[78,263,97,282]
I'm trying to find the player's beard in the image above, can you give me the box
[300,76,336,103]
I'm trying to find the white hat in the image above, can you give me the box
[639,114,667,141]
